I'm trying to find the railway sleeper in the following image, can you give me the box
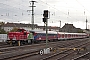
[0,49,39,60]
[72,52,90,60]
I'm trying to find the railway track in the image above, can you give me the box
[18,38,90,60]
[0,45,12,48]
[40,39,90,60]
[0,42,11,48]
[6,51,39,60]
[0,38,89,60]
[3,40,82,60]
[56,43,90,60]
[0,38,83,52]
[0,49,40,60]
[72,52,90,60]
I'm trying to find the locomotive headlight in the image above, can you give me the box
[39,38,41,40]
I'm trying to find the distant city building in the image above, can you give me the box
[59,23,83,33]
[1,23,40,32]
[1,23,59,32]
[1,22,83,33]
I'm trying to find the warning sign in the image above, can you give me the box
[40,48,50,55]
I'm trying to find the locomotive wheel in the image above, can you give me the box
[34,40,39,44]
[28,39,32,44]
[20,41,24,46]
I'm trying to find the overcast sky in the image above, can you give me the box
[0,0,90,29]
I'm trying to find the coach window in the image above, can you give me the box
[65,34,67,38]
[24,31,27,35]
[60,34,61,37]
[43,34,46,36]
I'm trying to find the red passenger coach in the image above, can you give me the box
[57,32,88,40]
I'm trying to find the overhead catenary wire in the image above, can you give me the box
[76,0,90,15]
[0,0,31,22]
[38,0,80,22]
[0,0,90,16]
[0,0,90,24]
[0,1,29,16]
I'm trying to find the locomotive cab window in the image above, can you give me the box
[24,31,27,35]
[17,29,23,32]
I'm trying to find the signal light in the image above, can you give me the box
[43,10,48,18]
[42,10,49,23]
[43,18,47,23]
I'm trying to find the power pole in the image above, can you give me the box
[59,20,61,31]
[60,21,61,28]
[29,0,36,30]
[86,18,88,30]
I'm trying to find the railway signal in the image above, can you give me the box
[43,10,50,23]
[42,10,50,48]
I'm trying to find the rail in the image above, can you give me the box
[72,52,90,60]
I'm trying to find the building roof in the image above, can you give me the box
[2,23,38,27]
[62,23,76,29]
[2,23,60,31]
[2,23,83,33]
